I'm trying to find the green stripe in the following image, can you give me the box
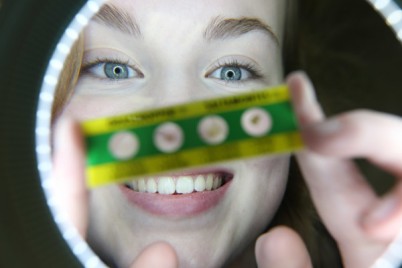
[87,131,303,187]
[85,101,298,166]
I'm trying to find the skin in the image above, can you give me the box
[52,0,402,267]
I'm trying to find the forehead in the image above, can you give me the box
[103,0,285,39]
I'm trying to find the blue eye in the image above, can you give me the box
[210,66,252,81]
[82,59,143,80]
[207,58,265,84]
[104,62,132,79]
[220,66,242,80]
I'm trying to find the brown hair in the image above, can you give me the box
[274,0,402,266]
[270,1,343,267]
[51,34,84,126]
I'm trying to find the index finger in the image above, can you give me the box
[287,72,376,211]
[286,72,384,265]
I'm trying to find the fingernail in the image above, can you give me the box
[364,197,398,226]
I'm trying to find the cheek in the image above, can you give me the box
[233,155,290,226]
[62,94,155,121]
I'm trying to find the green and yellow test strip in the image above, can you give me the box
[82,85,303,188]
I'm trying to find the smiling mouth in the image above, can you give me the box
[123,172,232,195]
[119,170,233,217]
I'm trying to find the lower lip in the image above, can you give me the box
[119,180,231,217]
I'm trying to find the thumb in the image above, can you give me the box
[51,118,88,238]
[255,226,312,268]
[129,242,178,268]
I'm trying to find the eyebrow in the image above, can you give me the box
[92,4,142,37]
[203,16,279,44]
[92,6,278,44]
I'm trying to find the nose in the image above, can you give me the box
[152,75,199,107]
[157,89,193,106]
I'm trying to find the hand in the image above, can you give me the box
[51,118,178,268]
[255,71,402,268]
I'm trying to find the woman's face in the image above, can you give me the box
[63,0,289,267]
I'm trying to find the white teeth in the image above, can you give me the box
[127,174,227,194]
[205,174,213,190]
[132,180,138,191]
[212,176,222,190]
[138,179,146,192]
[176,176,194,194]
[194,175,206,192]
[147,178,157,193]
[158,177,175,195]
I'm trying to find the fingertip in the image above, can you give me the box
[361,185,402,241]
[286,70,309,86]
[53,116,83,152]
[255,226,287,259]
[53,117,72,150]
[256,226,312,268]
[286,71,324,126]
[255,227,286,267]
[286,71,316,103]
[130,242,178,268]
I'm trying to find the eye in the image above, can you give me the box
[210,66,252,81]
[207,60,262,83]
[82,59,144,80]
[104,62,133,79]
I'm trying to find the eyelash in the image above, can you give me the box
[208,59,263,82]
